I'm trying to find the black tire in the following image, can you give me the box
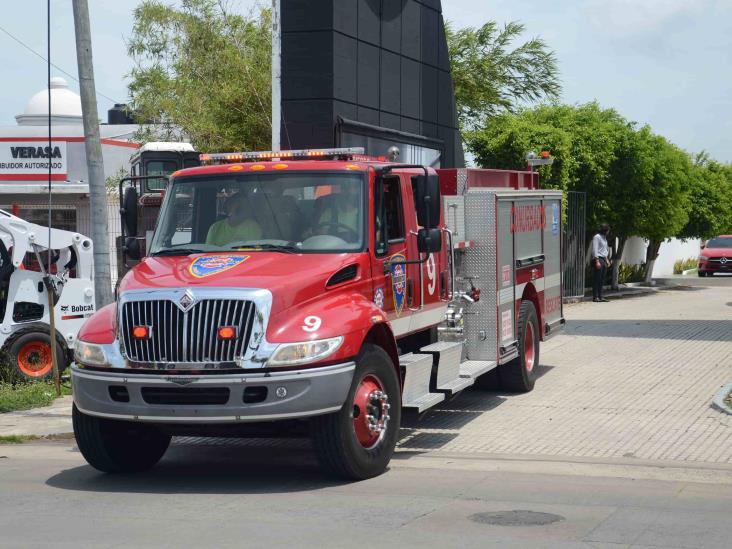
[311,344,401,480]
[73,405,171,473]
[3,327,68,381]
[499,301,539,393]
[698,271,705,277]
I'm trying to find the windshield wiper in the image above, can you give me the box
[152,248,210,256]
[231,243,300,254]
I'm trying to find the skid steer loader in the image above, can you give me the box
[0,210,94,379]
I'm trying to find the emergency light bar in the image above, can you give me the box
[199,147,373,165]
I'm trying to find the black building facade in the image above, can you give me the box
[281,0,464,168]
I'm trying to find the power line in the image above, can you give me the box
[0,23,121,105]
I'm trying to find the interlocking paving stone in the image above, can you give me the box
[399,286,732,464]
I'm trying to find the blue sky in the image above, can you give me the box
[1,0,730,162]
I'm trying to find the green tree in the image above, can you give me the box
[619,130,692,282]
[468,103,693,285]
[446,21,561,130]
[468,103,632,228]
[679,153,732,240]
[127,0,272,153]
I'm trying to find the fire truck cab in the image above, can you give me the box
[71,147,564,479]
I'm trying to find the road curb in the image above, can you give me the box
[712,381,732,416]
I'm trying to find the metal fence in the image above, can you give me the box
[563,191,587,299]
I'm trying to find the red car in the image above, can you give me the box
[698,235,732,276]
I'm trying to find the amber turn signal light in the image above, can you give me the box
[218,326,237,340]
[132,326,151,339]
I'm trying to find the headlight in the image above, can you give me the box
[74,341,110,367]
[267,337,344,367]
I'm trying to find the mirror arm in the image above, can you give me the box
[383,256,428,276]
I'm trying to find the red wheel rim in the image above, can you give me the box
[352,374,391,449]
[524,321,536,372]
[17,341,53,378]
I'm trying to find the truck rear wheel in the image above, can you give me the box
[4,328,67,380]
[73,405,171,473]
[311,344,401,480]
[499,300,539,393]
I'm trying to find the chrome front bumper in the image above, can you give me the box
[71,362,355,424]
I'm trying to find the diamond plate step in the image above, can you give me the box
[420,341,469,396]
[402,392,445,413]
[438,376,474,394]
[400,353,445,412]
[459,360,498,380]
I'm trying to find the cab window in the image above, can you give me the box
[375,176,405,256]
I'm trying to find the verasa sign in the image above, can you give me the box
[0,140,67,181]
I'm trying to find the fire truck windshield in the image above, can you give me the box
[149,172,366,255]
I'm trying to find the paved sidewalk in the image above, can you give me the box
[0,396,72,437]
[401,285,732,464]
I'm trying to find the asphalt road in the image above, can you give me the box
[1,440,732,549]
[1,276,730,548]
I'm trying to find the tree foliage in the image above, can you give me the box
[467,102,698,281]
[467,103,636,232]
[446,21,561,130]
[679,153,732,239]
[127,0,272,152]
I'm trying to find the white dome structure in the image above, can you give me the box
[15,77,83,126]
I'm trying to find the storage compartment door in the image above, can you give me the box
[542,197,563,330]
[497,199,516,350]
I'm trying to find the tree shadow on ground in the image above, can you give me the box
[566,319,732,342]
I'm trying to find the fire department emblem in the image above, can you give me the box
[390,254,407,317]
[374,287,385,309]
[189,255,250,278]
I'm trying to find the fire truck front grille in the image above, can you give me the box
[120,299,256,364]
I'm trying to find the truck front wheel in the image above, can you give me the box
[499,300,539,393]
[311,344,401,480]
[73,405,171,473]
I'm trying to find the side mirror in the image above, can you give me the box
[124,237,141,261]
[121,187,139,237]
[413,174,441,229]
[417,228,442,254]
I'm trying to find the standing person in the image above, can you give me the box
[592,223,611,302]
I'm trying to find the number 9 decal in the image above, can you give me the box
[426,254,436,296]
[302,315,322,333]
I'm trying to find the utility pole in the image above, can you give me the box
[72,0,113,306]
[271,0,281,151]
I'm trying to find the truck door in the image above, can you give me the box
[371,173,416,338]
[542,196,563,332]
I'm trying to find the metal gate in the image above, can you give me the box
[563,191,586,299]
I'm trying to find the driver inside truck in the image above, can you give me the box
[206,192,262,246]
[311,183,360,239]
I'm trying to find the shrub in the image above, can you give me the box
[618,263,646,284]
[673,258,699,274]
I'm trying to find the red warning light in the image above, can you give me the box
[132,326,150,339]
[218,326,237,340]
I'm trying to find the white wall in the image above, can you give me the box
[653,238,701,276]
[620,237,701,276]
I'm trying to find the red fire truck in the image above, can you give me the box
[71,147,564,479]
